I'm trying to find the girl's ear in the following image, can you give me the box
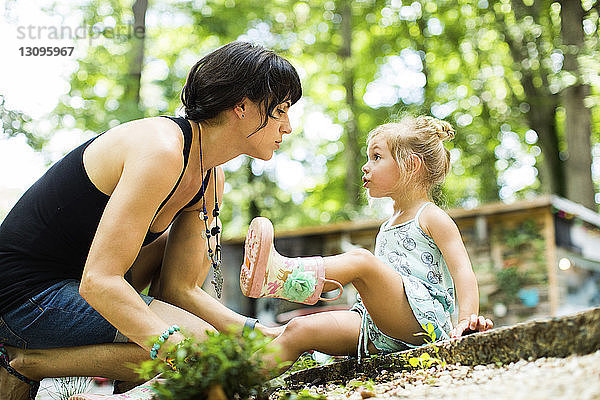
[408,153,423,174]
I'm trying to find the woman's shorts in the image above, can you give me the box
[0,279,154,349]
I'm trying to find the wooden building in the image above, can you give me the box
[210,195,600,327]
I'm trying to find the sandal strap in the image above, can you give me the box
[319,278,344,302]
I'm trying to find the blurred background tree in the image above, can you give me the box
[1,0,599,234]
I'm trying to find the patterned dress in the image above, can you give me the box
[350,202,455,360]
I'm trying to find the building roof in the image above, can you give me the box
[224,195,600,243]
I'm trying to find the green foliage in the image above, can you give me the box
[0,95,44,150]
[502,219,545,254]
[287,352,319,373]
[414,322,437,344]
[136,329,276,400]
[493,218,546,304]
[276,389,327,400]
[345,378,376,391]
[406,351,442,369]
[496,266,531,304]
[16,0,598,231]
[406,323,445,370]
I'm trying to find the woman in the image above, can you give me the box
[0,41,301,399]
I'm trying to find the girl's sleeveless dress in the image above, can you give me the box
[350,202,455,360]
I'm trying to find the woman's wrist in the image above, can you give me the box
[151,325,183,360]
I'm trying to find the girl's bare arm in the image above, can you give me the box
[421,205,493,336]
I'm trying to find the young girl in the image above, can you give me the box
[241,115,493,365]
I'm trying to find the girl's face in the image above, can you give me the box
[244,100,292,160]
[361,134,402,198]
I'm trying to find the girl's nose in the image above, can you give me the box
[361,163,368,173]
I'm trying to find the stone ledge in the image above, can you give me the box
[285,306,600,388]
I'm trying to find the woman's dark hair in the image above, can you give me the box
[181,41,302,132]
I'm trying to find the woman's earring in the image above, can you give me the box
[241,114,245,118]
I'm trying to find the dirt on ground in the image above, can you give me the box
[277,349,600,400]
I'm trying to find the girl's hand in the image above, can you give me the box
[450,314,493,338]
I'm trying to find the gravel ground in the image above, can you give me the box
[282,349,600,400]
[32,350,600,399]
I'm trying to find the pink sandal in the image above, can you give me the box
[240,217,343,305]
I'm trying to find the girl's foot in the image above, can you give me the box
[240,217,342,305]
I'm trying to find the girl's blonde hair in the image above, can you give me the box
[367,115,455,192]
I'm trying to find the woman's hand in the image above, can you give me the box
[450,314,493,338]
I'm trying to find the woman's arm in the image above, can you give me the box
[157,167,250,333]
[420,205,493,337]
[79,133,186,356]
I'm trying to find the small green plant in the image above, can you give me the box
[405,323,445,370]
[415,322,437,344]
[346,378,375,391]
[136,329,277,399]
[276,389,327,399]
[287,352,319,373]
[406,351,441,369]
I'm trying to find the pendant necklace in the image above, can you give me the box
[197,122,223,298]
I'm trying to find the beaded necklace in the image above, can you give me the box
[197,122,223,298]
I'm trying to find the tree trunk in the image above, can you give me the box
[497,1,565,197]
[124,0,148,117]
[526,100,564,196]
[560,0,595,209]
[340,0,360,209]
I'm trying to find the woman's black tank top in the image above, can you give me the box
[0,116,210,314]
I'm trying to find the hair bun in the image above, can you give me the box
[435,120,455,142]
[419,116,455,142]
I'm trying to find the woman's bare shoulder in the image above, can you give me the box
[110,117,185,154]
[84,117,185,195]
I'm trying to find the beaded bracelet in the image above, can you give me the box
[150,325,180,359]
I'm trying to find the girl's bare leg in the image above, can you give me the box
[266,310,367,370]
[321,248,424,344]
[268,249,422,372]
